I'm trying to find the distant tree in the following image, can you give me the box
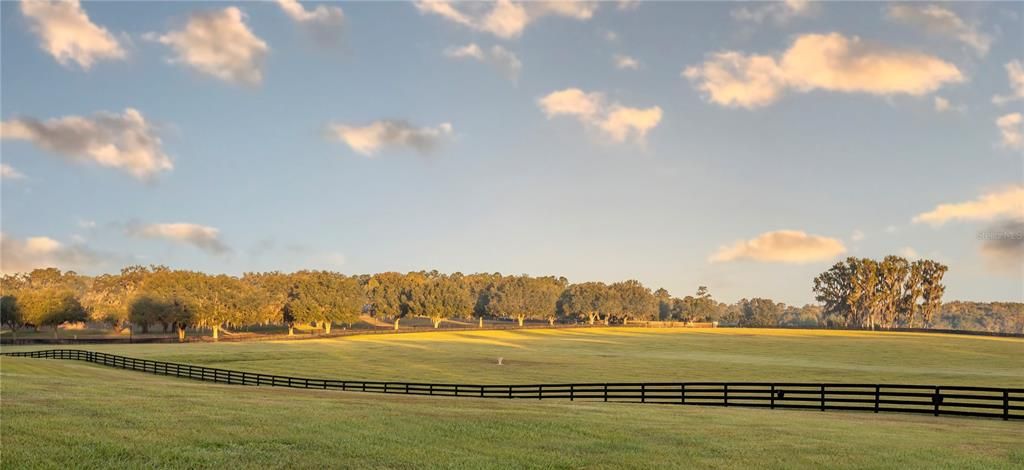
[1,295,24,336]
[366,272,415,330]
[560,282,608,325]
[611,280,657,323]
[486,275,564,326]
[81,266,150,332]
[18,289,87,338]
[284,271,364,335]
[409,274,473,327]
[653,288,671,320]
[738,298,783,327]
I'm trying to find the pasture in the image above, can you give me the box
[2,328,1023,468]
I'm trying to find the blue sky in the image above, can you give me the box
[1,1,1022,305]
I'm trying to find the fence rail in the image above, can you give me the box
[4,349,1022,421]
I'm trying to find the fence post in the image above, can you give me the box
[680,384,685,405]
[538,385,542,400]
[641,384,646,403]
[724,384,729,407]
[508,385,512,399]
[455,385,459,396]
[1005,391,1010,421]
[604,384,608,402]
[407,383,411,395]
[570,384,574,402]
[820,385,825,411]
[770,384,775,409]
[479,386,483,398]
[875,385,880,413]
[934,386,940,416]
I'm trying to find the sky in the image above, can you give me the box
[1,0,1022,306]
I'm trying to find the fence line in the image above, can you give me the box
[3,349,1021,421]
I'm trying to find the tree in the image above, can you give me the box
[738,298,783,327]
[18,289,88,338]
[81,266,150,332]
[409,274,472,327]
[918,260,948,326]
[486,275,564,326]
[653,288,671,320]
[1,295,23,337]
[559,282,607,325]
[611,280,657,324]
[284,271,363,335]
[366,272,415,330]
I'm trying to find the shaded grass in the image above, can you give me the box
[2,358,1022,469]
[6,328,1022,387]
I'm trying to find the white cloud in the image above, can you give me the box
[996,112,1023,150]
[0,108,172,180]
[151,7,268,86]
[538,88,661,143]
[19,0,125,69]
[885,4,992,56]
[731,0,816,24]
[683,33,964,109]
[128,223,229,254]
[709,230,847,264]
[992,60,1024,105]
[0,232,100,274]
[614,54,640,70]
[444,43,521,81]
[276,0,344,45]
[1,164,26,180]
[415,0,596,39]
[913,186,1024,226]
[851,229,865,242]
[327,120,454,156]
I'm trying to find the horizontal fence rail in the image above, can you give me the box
[3,349,1022,421]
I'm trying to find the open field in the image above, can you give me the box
[4,328,1023,387]
[2,357,1023,469]
[3,328,1023,468]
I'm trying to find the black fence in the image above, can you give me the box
[4,349,1021,421]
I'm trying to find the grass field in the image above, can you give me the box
[3,328,1023,468]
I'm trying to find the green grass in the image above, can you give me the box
[3,328,1023,468]
[2,357,1022,469]
[5,328,1023,386]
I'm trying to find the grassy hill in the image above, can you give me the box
[3,328,1022,468]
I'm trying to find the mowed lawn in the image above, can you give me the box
[2,357,1023,469]
[5,328,1023,386]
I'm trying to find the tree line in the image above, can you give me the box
[1,255,1021,339]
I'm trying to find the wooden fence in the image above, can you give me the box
[3,349,1021,421]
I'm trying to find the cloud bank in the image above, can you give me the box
[415,0,596,39]
[709,230,847,264]
[0,232,100,274]
[128,223,229,254]
[1,108,172,180]
[913,186,1024,226]
[683,33,963,109]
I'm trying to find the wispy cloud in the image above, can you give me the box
[276,0,344,46]
[19,0,125,69]
[149,7,268,86]
[613,54,640,70]
[0,164,26,180]
[0,108,172,180]
[683,33,963,109]
[885,4,992,56]
[538,88,661,143]
[709,230,846,264]
[731,0,816,25]
[127,222,230,254]
[992,60,1024,105]
[444,43,522,82]
[415,0,596,39]
[327,120,454,156]
[996,113,1023,150]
